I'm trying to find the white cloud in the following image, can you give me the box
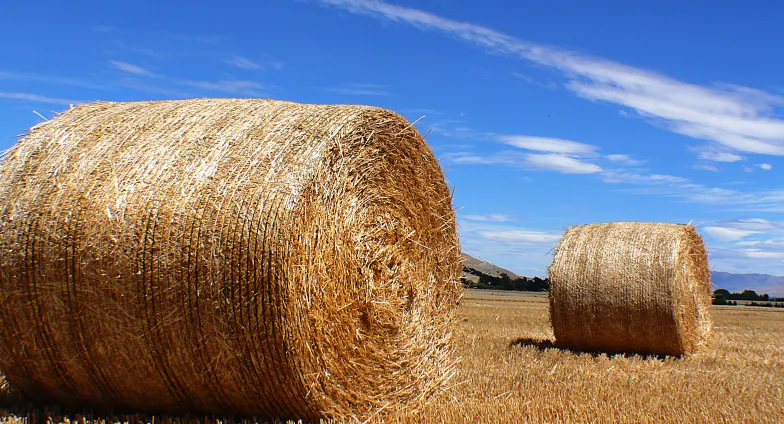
[525,153,603,174]
[462,214,516,222]
[227,56,262,70]
[703,226,759,242]
[181,80,266,96]
[441,151,521,165]
[327,83,389,95]
[479,230,561,243]
[110,61,154,76]
[0,91,80,105]
[226,55,284,71]
[458,221,563,277]
[606,154,644,165]
[602,170,688,185]
[0,71,106,89]
[320,0,784,157]
[715,219,781,232]
[697,151,744,162]
[745,249,784,259]
[760,163,773,171]
[498,135,597,154]
[694,164,720,172]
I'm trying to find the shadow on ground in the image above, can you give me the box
[509,337,671,361]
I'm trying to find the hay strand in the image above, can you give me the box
[548,222,712,356]
[0,99,463,420]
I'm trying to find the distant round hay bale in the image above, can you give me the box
[0,99,462,420]
[548,222,712,356]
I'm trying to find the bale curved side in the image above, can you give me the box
[548,222,711,356]
[0,99,463,420]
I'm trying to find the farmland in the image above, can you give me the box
[2,289,783,423]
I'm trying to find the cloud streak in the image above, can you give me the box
[319,0,784,156]
[0,71,107,90]
[181,80,267,96]
[698,151,744,162]
[110,61,155,77]
[327,83,389,96]
[0,92,81,106]
[499,135,598,155]
[525,153,603,174]
[227,56,263,70]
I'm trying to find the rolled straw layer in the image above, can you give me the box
[0,99,462,420]
[548,222,711,356]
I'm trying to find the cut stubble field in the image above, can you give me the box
[1,289,782,423]
[394,289,784,423]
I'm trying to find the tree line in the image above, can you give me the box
[713,288,784,307]
[461,266,549,292]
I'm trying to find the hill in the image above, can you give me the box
[461,253,520,283]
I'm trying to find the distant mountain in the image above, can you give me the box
[461,253,520,283]
[711,271,784,298]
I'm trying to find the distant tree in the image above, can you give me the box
[735,290,761,301]
[478,273,495,287]
[714,289,730,300]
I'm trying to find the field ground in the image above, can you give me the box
[2,289,783,423]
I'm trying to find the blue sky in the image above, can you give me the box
[2,0,784,294]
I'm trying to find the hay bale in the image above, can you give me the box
[0,99,463,420]
[548,222,712,356]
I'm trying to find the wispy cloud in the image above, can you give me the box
[171,33,223,45]
[117,78,193,98]
[441,151,521,165]
[110,61,155,77]
[478,229,561,243]
[93,26,117,33]
[694,164,720,172]
[602,169,784,211]
[704,220,784,279]
[462,214,516,222]
[458,220,563,276]
[759,163,773,171]
[703,226,760,242]
[226,56,262,70]
[513,72,556,89]
[698,151,744,162]
[327,83,389,96]
[226,55,284,71]
[714,219,781,232]
[525,153,603,174]
[499,135,598,155]
[0,92,81,106]
[606,154,644,166]
[181,80,267,96]
[0,71,107,90]
[319,0,784,156]
[443,149,602,174]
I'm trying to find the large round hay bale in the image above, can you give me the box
[0,99,463,420]
[548,222,711,356]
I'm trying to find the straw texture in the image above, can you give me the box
[0,99,463,420]
[548,222,712,356]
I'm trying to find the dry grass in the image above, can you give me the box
[2,289,782,423]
